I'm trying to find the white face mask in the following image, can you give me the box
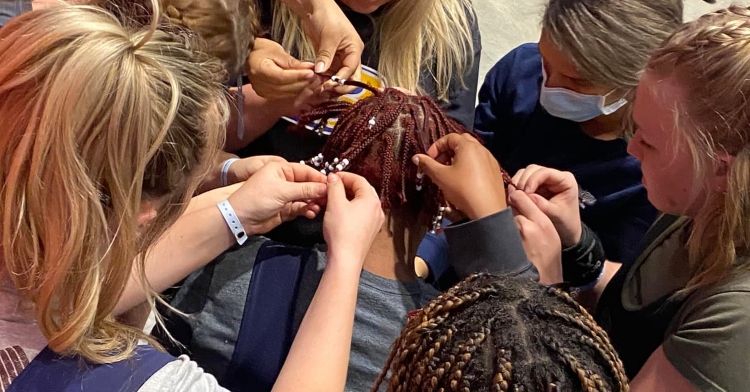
[539,67,628,123]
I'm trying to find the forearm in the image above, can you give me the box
[114,205,237,315]
[198,151,240,194]
[272,251,362,392]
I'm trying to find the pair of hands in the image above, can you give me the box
[220,156,383,268]
[247,0,363,101]
[413,134,582,284]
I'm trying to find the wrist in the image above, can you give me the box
[325,246,366,271]
[562,226,583,248]
[466,199,507,221]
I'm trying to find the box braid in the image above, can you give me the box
[296,86,478,219]
[372,274,629,392]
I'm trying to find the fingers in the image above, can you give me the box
[288,201,320,220]
[508,188,551,224]
[425,133,479,160]
[325,172,347,206]
[279,162,328,184]
[334,171,378,199]
[513,165,576,195]
[412,154,447,184]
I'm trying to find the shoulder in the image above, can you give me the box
[663,271,750,391]
[480,43,542,106]
[139,356,227,392]
[486,43,542,82]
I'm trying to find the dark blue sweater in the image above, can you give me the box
[474,43,657,263]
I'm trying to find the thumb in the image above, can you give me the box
[314,43,334,74]
[281,181,327,202]
[412,154,447,182]
[326,173,346,207]
[529,193,556,216]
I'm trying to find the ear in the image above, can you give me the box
[137,200,158,227]
[711,152,735,191]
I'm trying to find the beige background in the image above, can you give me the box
[474,0,750,86]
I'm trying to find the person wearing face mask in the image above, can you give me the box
[469,0,719,273]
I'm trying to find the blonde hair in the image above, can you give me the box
[271,0,475,101]
[646,4,750,292]
[542,0,686,134]
[160,0,259,80]
[0,3,228,363]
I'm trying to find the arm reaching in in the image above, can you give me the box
[273,172,384,392]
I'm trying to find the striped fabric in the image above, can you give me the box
[0,346,29,392]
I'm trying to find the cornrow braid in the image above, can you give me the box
[296,87,476,220]
[373,274,629,392]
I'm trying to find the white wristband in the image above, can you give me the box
[218,199,247,246]
[221,158,240,187]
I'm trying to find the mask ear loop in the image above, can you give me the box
[235,75,245,140]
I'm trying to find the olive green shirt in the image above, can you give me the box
[622,216,750,391]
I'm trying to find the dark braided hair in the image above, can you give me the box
[373,274,629,392]
[296,85,481,224]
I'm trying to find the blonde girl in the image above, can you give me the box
[497,4,750,390]
[0,2,382,391]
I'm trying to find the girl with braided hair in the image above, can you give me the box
[164,87,541,392]
[375,273,628,392]
[427,4,750,391]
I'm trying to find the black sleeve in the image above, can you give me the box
[444,208,539,281]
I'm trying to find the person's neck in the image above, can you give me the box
[362,226,419,282]
[579,107,627,141]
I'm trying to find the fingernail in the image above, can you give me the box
[328,173,339,182]
[412,155,420,165]
[315,61,325,73]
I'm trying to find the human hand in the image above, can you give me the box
[299,0,363,80]
[227,155,287,184]
[247,38,316,100]
[412,133,507,220]
[323,172,384,268]
[512,165,582,248]
[507,186,563,285]
[227,162,328,234]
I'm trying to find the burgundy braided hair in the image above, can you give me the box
[296,82,514,224]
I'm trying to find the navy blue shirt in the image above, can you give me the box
[474,43,657,263]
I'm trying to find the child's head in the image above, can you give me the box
[374,274,628,391]
[0,2,228,363]
[297,87,473,259]
[160,0,259,81]
[629,4,750,293]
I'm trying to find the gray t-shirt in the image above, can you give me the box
[0,0,30,28]
[169,236,439,391]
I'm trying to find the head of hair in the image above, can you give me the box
[271,0,476,101]
[296,86,473,253]
[159,0,259,81]
[645,4,750,292]
[542,0,691,134]
[0,2,228,363]
[373,274,629,392]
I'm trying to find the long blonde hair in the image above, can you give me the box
[271,0,475,101]
[0,3,228,363]
[647,4,750,291]
[542,0,686,135]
